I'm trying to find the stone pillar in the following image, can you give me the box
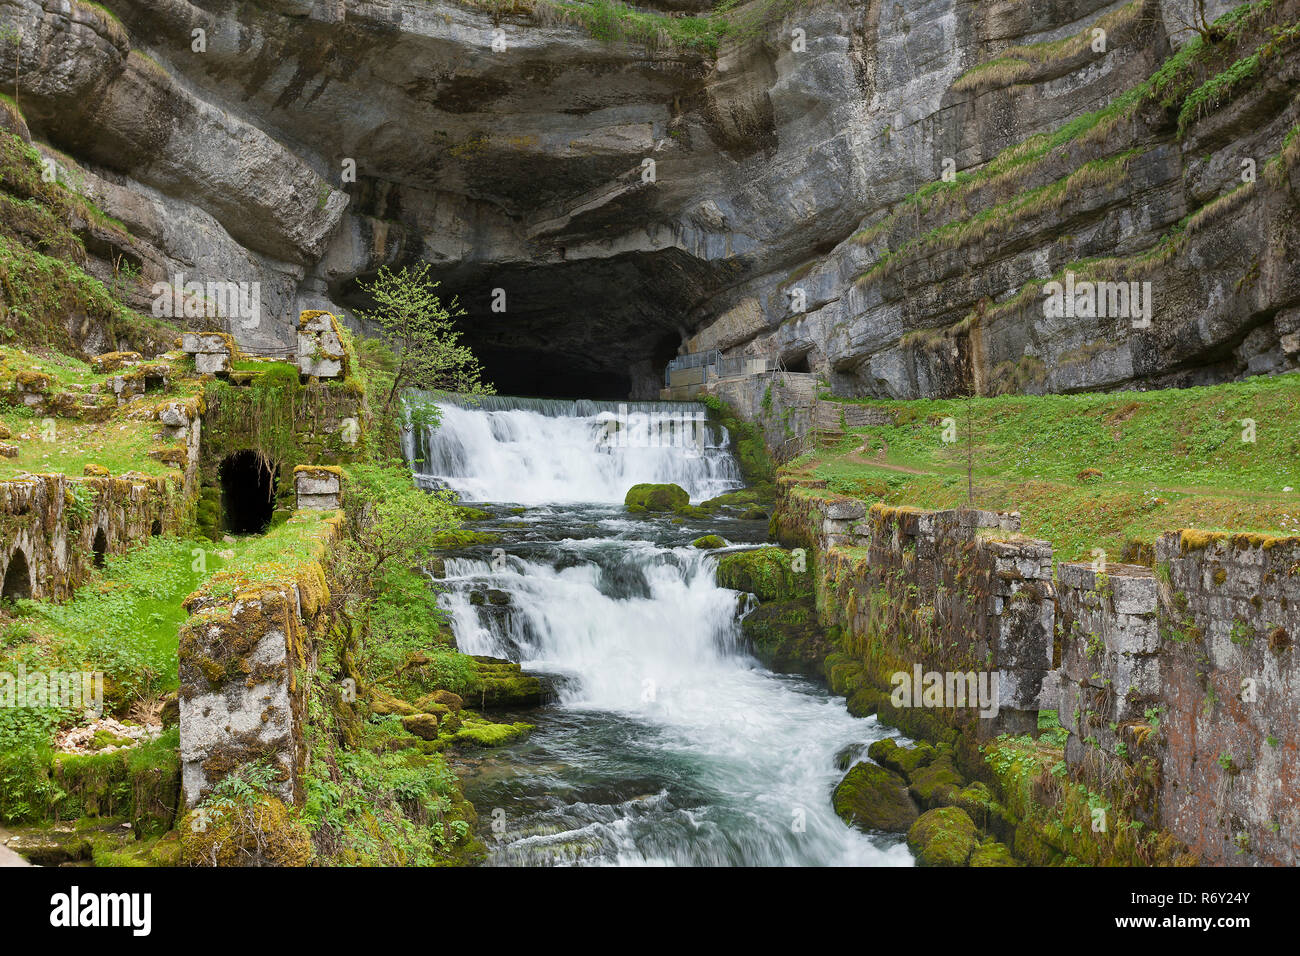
[294,465,342,510]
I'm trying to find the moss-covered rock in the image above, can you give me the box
[401,712,441,740]
[907,806,979,867]
[715,546,812,602]
[868,738,936,778]
[415,689,464,713]
[969,839,1017,867]
[907,754,964,809]
[700,484,776,511]
[368,689,417,716]
[824,652,867,695]
[846,685,885,717]
[624,483,689,512]
[740,506,769,520]
[468,656,547,708]
[691,534,727,549]
[740,598,830,676]
[180,794,312,866]
[832,761,919,833]
[448,715,533,747]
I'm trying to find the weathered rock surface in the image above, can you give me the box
[2,0,1294,398]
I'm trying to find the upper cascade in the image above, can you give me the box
[402,393,743,505]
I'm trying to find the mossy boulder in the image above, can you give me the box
[468,656,547,708]
[846,685,885,718]
[369,689,418,716]
[824,652,866,695]
[740,598,830,676]
[740,506,769,520]
[624,483,689,513]
[401,713,441,740]
[448,715,533,747]
[907,806,979,867]
[868,738,936,778]
[691,534,727,549]
[700,483,776,511]
[969,839,1017,867]
[832,761,919,833]
[715,546,812,602]
[415,689,464,713]
[907,754,964,809]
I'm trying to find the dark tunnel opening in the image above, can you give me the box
[2,550,32,602]
[92,527,107,568]
[219,451,277,535]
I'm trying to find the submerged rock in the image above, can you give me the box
[832,761,919,833]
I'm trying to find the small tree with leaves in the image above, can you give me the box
[353,263,493,428]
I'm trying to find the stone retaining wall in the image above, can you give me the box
[774,481,1300,864]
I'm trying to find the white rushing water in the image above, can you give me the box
[414,395,911,866]
[404,395,743,504]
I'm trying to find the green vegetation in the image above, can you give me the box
[352,263,493,429]
[715,545,811,601]
[783,374,1300,561]
[1,538,229,738]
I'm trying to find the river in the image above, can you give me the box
[405,395,912,866]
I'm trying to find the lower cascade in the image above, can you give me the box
[412,396,911,866]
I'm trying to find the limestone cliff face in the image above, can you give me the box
[2,0,1296,397]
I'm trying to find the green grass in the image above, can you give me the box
[0,346,193,481]
[0,537,231,739]
[786,374,1300,562]
[194,509,338,603]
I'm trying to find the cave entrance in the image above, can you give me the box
[219,451,277,535]
[92,528,107,568]
[783,352,812,374]
[2,550,32,602]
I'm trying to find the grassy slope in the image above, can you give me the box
[784,374,1300,562]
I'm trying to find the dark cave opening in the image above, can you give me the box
[2,550,32,602]
[471,346,633,400]
[92,528,107,568]
[219,450,277,534]
[337,251,713,401]
[784,352,812,374]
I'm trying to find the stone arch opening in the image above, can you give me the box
[92,527,108,568]
[2,550,32,602]
[219,450,277,534]
[151,519,162,536]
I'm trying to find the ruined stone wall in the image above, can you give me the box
[1057,533,1300,865]
[0,388,202,602]
[774,480,1056,743]
[774,483,1300,863]
[0,470,190,603]
[178,519,339,808]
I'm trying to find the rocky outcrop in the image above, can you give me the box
[2,0,1294,396]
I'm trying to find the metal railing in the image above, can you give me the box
[664,350,782,386]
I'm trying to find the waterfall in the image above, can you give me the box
[403,394,743,505]
[408,393,910,866]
